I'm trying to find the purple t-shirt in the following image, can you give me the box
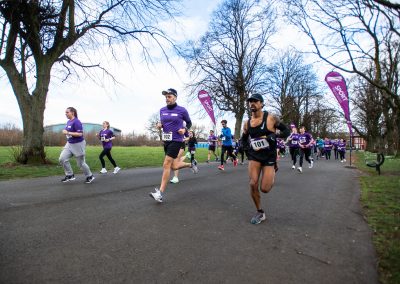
[277,138,286,149]
[99,129,114,149]
[299,132,313,148]
[208,135,217,147]
[337,141,346,152]
[288,133,300,148]
[324,140,333,150]
[65,118,84,144]
[160,105,191,142]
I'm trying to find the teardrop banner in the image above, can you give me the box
[197,90,216,125]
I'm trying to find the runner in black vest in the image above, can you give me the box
[241,94,290,224]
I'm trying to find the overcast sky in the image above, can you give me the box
[0,0,333,135]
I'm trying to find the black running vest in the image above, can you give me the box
[247,111,274,140]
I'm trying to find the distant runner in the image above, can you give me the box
[97,121,121,174]
[59,107,95,184]
[298,126,314,173]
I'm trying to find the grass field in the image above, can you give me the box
[0,146,211,180]
[355,151,400,284]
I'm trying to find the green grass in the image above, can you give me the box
[0,146,211,180]
[355,151,400,284]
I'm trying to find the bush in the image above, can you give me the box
[0,124,23,146]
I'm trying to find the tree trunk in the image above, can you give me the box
[19,95,47,164]
[234,110,245,139]
[5,63,50,164]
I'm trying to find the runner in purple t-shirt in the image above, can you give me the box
[337,138,347,162]
[59,107,95,184]
[149,88,198,203]
[333,139,339,160]
[286,127,300,169]
[97,121,120,174]
[324,137,333,160]
[298,126,314,173]
[207,130,219,163]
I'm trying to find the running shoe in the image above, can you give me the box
[297,167,302,173]
[218,165,224,171]
[193,159,198,166]
[149,188,163,203]
[343,159,346,162]
[113,166,121,174]
[85,175,95,184]
[291,165,295,170]
[100,168,107,174]
[170,176,179,183]
[191,162,199,174]
[250,211,266,224]
[233,159,238,167]
[61,174,75,182]
[309,161,314,168]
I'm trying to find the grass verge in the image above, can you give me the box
[355,151,400,284]
[0,146,212,180]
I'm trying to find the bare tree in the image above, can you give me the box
[182,0,277,138]
[146,112,162,141]
[0,0,179,163]
[190,124,207,140]
[284,0,400,155]
[266,49,323,130]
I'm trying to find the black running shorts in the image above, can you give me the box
[164,141,185,159]
[208,145,216,151]
[247,149,277,167]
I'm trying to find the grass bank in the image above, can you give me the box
[355,151,400,284]
[0,146,211,180]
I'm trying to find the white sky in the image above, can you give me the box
[0,0,336,135]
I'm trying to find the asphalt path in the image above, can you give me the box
[0,157,378,284]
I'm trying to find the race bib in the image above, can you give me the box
[299,137,306,143]
[291,141,298,145]
[66,134,72,139]
[221,136,226,141]
[101,136,106,141]
[162,132,172,141]
[250,138,269,151]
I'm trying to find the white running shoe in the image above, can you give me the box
[343,159,346,162]
[309,161,314,168]
[170,176,179,183]
[113,166,121,174]
[149,188,163,203]
[191,162,199,174]
[297,167,302,173]
[100,168,107,174]
[291,165,295,170]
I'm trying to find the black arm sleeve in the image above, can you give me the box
[276,122,290,139]
[186,120,192,129]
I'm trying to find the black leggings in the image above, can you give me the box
[339,151,345,160]
[325,150,331,160]
[99,148,117,168]
[221,145,237,165]
[289,148,299,165]
[300,148,312,166]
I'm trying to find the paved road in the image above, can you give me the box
[0,157,378,284]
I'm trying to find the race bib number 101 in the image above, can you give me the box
[250,138,269,151]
